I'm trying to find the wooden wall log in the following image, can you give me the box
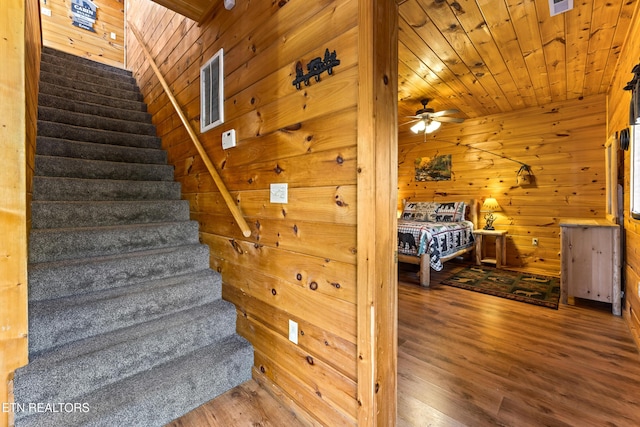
[604,0,640,346]
[399,95,607,275]
[126,0,399,423]
[0,1,40,426]
[40,0,124,67]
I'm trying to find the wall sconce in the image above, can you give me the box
[481,197,502,230]
[516,164,535,186]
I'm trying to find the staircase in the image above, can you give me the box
[13,47,253,427]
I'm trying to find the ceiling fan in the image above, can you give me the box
[405,99,465,134]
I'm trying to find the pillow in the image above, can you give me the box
[400,201,439,221]
[432,202,466,222]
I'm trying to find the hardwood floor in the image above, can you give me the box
[164,380,308,426]
[169,261,640,426]
[398,261,640,427]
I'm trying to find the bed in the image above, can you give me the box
[397,199,477,287]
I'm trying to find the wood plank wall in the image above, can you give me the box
[40,0,124,67]
[125,0,380,424]
[356,1,398,425]
[607,3,640,346]
[0,1,40,426]
[398,95,607,276]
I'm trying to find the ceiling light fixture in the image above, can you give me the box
[411,119,441,134]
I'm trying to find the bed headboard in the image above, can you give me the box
[468,199,478,229]
[401,198,478,228]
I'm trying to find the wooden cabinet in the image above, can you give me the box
[560,220,621,315]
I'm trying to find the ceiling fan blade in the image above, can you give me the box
[433,116,465,123]
[400,118,421,126]
[430,109,460,117]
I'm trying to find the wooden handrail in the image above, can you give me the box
[129,23,252,238]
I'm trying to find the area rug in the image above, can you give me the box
[442,266,560,309]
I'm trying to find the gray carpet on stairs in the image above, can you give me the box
[13,47,253,427]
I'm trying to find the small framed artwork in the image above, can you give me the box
[415,154,452,181]
[200,48,224,133]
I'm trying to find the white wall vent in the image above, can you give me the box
[549,0,573,16]
[200,48,224,133]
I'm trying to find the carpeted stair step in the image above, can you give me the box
[39,70,142,102]
[40,61,138,92]
[42,47,133,79]
[36,137,167,164]
[39,81,148,113]
[37,121,160,149]
[28,244,211,301]
[14,47,253,427]
[28,269,222,356]
[38,93,152,123]
[34,155,174,182]
[29,221,199,263]
[38,106,156,135]
[32,177,182,201]
[14,299,238,408]
[15,335,253,427]
[31,200,189,229]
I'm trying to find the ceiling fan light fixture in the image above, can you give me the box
[425,120,441,133]
[411,119,441,134]
[411,120,426,134]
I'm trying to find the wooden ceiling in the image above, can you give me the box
[149,0,637,122]
[398,0,637,124]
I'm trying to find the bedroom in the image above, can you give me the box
[2,0,640,425]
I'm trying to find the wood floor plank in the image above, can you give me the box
[164,380,307,426]
[398,261,640,427]
[170,260,640,426]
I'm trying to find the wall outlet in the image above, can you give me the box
[110,32,117,40]
[532,238,539,246]
[42,7,52,16]
[270,183,288,203]
[222,129,236,149]
[288,319,298,344]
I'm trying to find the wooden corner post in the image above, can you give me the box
[356,0,398,425]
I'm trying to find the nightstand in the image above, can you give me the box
[474,229,508,269]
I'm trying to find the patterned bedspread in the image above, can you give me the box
[397,219,475,271]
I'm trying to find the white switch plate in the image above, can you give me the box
[42,7,52,16]
[270,183,288,203]
[288,319,298,344]
[110,32,117,40]
[222,129,236,149]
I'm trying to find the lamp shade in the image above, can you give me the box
[424,120,441,133]
[410,120,426,134]
[410,119,441,134]
[481,197,501,212]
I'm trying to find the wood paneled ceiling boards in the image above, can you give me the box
[150,0,634,128]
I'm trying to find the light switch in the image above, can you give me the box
[288,319,298,344]
[222,129,236,149]
[270,183,288,203]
